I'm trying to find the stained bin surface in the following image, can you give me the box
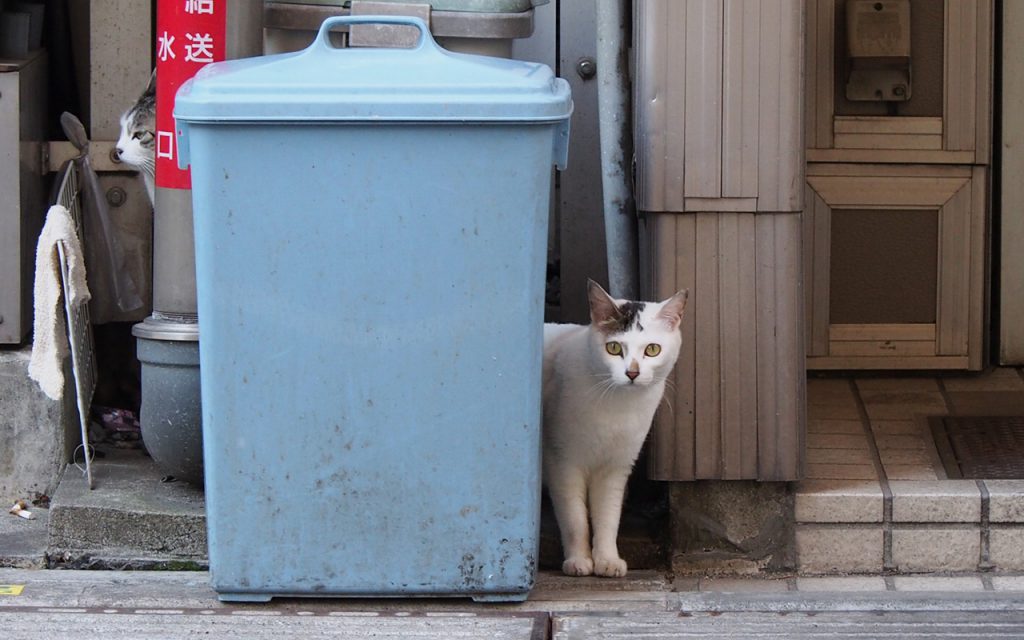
[174,16,571,602]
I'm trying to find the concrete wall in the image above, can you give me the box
[0,348,76,501]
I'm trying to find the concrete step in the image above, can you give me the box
[37,447,666,572]
[47,449,206,568]
[0,503,48,568]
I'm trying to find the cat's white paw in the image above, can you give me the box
[562,556,594,576]
[593,555,628,578]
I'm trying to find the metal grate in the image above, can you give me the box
[54,162,98,488]
[930,416,1024,480]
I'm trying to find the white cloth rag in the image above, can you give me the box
[28,204,91,400]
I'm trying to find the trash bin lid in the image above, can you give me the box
[174,15,572,124]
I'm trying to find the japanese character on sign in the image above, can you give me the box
[158,32,175,61]
[185,33,215,64]
[157,131,175,161]
[185,0,215,14]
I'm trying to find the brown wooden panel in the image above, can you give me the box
[633,0,688,212]
[737,215,760,478]
[685,0,723,198]
[675,214,699,476]
[830,323,937,341]
[716,214,759,478]
[646,213,698,480]
[695,213,723,478]
[808,355,970,369]
[722,0,759,199]
[805,187,831,355]
[718,215,743,478]
[684,197,758,212]
[810,0,835,149]
[968,166,987,370]
[833,133,943,150]
[806,175,968,207]
[937,182,972,355]
[833,116,943,135]
[975,0,993,161]
[945,0,976,152]
[758,213,806,480]
[830,101,945,154]
[756,215,782,476]
[807,163,972,178]
[830,340,937,357]
[757,0,804,212]
[806,149,977,164]
[1002,2,1024,364]
[805,0,818,149]
[781,212,808,480]
[647,211,805,480]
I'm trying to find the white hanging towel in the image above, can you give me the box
[28,204,91,400]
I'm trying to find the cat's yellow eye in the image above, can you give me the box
[605,341,623,357]
[644,344,662,357]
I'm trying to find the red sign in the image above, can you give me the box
[155,0,226,190]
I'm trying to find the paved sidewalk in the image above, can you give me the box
[3,568,1024,638]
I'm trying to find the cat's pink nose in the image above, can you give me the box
[626,370,639,381]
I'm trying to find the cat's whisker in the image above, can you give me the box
[597,379,619,401]
[659,395,674,417]
[585,377,616,400]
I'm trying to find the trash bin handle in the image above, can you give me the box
[313,15,442,54]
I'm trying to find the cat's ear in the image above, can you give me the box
[144,68,156,96]
[587,279,622,331]
[657,289,689,331]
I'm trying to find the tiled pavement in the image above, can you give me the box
[796,367,1024,575]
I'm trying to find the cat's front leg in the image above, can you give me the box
[547,467,593,576]
[588,469,631,577]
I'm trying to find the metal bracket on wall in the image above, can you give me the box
[44,140,123,174]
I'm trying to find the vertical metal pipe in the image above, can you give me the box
[152,0,262,320]
[135,1,263,485]
[595,0,638,300]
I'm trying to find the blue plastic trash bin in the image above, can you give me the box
[174,15,571,602]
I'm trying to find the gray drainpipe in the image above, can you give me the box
[132,0,263,485]
[595,0,638,300]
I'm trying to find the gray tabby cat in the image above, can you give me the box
[543,280,687,577]
[115,70,156,205]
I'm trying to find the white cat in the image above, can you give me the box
[543,279,688,577]
[115,70,156,205]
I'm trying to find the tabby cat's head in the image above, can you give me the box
[587,279,688,387]
[115,70,156,176]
